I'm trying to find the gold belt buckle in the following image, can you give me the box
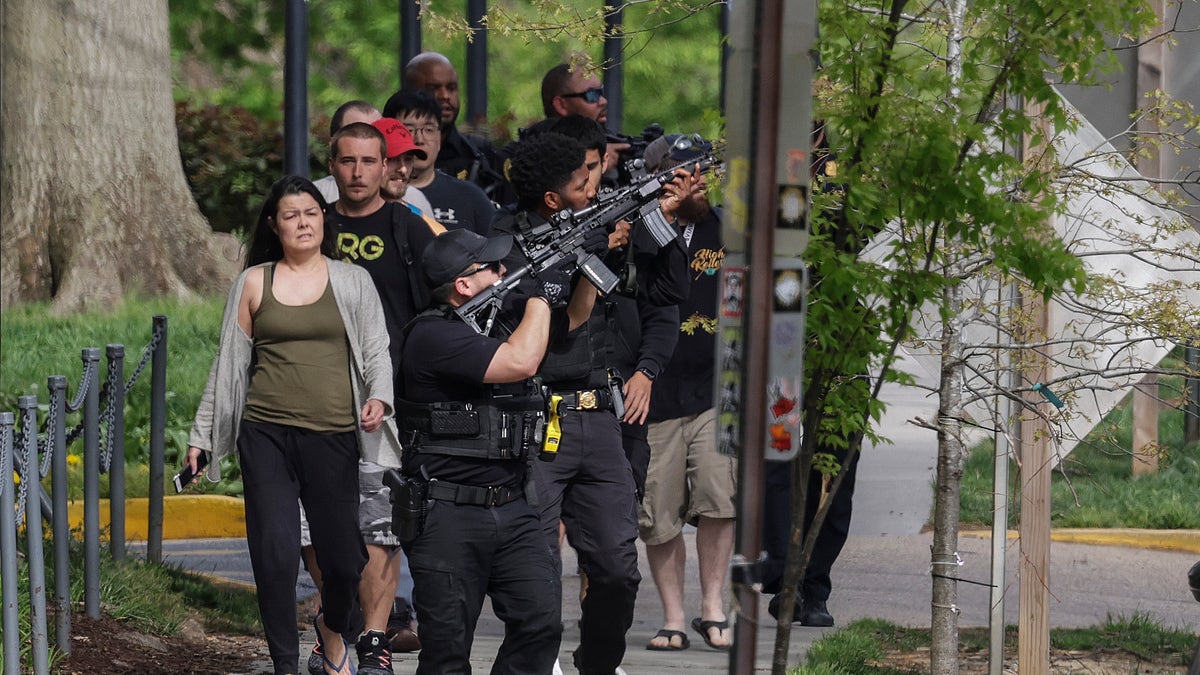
[577,390,598,410]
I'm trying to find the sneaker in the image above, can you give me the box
[306,646,326,675]
[307,615,326,675]
[797,598,835,627]
[356,630,394,675]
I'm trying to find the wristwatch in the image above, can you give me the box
[637,366,657,381]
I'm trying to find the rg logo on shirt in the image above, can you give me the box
[337,232,385,261]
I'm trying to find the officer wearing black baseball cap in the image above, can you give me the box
[391,227,599,674]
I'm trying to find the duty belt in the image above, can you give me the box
[553,388,613,412]
[426,479,524,508]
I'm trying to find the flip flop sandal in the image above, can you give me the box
[691,617,732,651]
[646,628,690,651]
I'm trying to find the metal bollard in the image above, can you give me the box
[19,396,50,674]
[147,316,168,564]
[82,347,102,619]
[48,375,71,654]
[1,412,21,675]
[107,345,127,562]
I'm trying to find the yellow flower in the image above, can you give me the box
[12,471,19,486]
[66,454,82,467]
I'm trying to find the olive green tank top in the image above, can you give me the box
[243,264,357,433]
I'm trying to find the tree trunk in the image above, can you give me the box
[931,279,965,675]
[1,0,236,313]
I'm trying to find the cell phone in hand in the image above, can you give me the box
[172,454,208,493]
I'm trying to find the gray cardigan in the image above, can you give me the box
[188,258,403,481]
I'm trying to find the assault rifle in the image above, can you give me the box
[454,150,723,335]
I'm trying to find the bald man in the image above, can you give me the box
[404,51,506,200]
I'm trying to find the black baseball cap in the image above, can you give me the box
[643,133,712,172]
[421,229,513,287]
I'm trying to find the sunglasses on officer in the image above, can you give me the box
[461,260,501,278]
[560,87,605,104]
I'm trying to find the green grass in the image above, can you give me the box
[0,295,243,489]
[792,616,1197,673]
[957,385,1200,530]
[0,533,260,671]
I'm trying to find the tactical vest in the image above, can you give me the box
[398,307,549,461]
[398,389,548,462]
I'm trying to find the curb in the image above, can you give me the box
[67,495,246,540]
[960,528,1200,554]
[78,495,1200,553]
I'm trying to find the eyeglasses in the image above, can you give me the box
[404,123,440,138]
[560,87,605,104]
[460,260,500,278]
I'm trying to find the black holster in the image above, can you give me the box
[383,469,428,544]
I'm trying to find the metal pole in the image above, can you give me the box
[399,0,422,75]
[82,347,102,618]
[284,0,309,177]
[1186,345,1199,446]
[989,285,1018,675]
[602,0,625,134]
[19,396,50,674]
[465,0,488,125]
[48,376,71,654]
[107,345,127,562]
[718,1,731,116]
[1,412,20,675]
[147,316,169,564]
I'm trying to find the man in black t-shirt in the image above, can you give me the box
[383,89,498,235]
[397,229,597,674]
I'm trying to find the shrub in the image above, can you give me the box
[175,102,329,235]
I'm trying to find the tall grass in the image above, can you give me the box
[958,384,1200,529]
[1,295,236,489]
[794,616,1197,674]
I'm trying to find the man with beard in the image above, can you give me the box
[403,51,507,200]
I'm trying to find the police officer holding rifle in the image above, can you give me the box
[491,131,701,675]
[387,228,599,674]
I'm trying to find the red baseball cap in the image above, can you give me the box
[372,118,427,160]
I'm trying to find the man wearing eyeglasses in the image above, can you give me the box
[394,229,598,674]
[383,89,498,237]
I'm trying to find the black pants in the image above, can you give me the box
[533,409,641,675]
[761,444,860,601]
[238,420,367,675]
[620,421,651,503]
[403,497,562,675]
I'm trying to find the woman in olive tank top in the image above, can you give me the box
[186,176,399,675]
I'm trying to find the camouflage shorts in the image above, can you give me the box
[300,460,399,548]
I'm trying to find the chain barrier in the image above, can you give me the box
[125,322,164,393]
[14,427,32,524]
[0,423,9,501]
[100,360,119,473]
[64,358,95,414]
[37,402,56,478]
[6,325,159,509]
